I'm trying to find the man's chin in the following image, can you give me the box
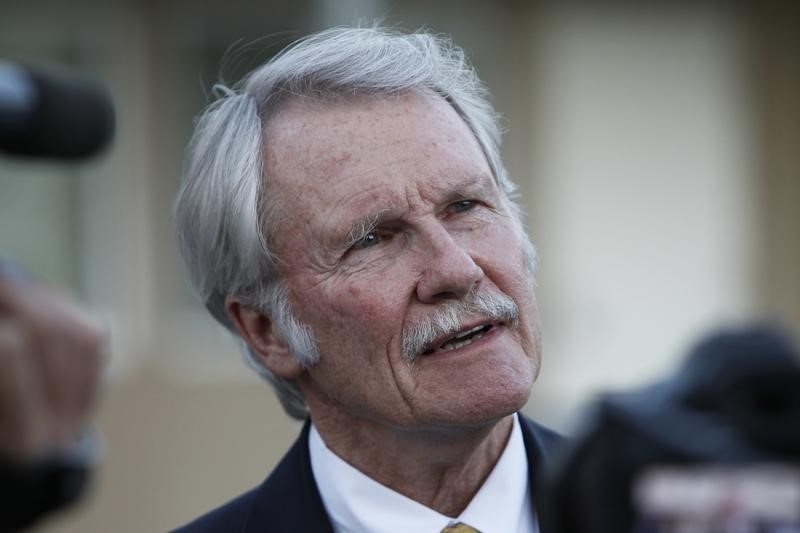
[423,387,532,431]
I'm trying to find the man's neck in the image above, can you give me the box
[310,410,515,517]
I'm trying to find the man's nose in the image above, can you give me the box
[415,225,484,304]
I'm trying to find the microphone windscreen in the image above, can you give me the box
[0,63,115,160]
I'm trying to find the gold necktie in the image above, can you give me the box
[440,523,481,533]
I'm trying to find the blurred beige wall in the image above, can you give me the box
[755,2,800,332]
[38,369,300,532]
[0,1,797,531]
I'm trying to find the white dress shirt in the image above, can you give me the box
[309,413,538,533]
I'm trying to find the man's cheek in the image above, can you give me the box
[326,282,393,334]
[476,245,520,281]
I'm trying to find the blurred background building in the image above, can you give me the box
[0,0,797,531]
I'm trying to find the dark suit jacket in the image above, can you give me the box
[175,415,562,533]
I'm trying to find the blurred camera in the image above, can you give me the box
[539,326,800,533]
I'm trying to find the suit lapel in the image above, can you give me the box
[519,414,563,533]
[242,420,334,533]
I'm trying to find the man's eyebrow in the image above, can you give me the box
[337,208,395,251]
[439,174,499,202]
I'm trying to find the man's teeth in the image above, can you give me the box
[454,325,485,340]
[441,332,485,351]
[440,325,489,351]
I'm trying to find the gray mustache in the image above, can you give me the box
[402,291,520,362]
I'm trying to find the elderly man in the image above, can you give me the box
[174,27,561,533]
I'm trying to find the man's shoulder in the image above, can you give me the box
[172,487,256,533]
[172,421,333,533]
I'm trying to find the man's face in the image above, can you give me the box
[264,93,541,431]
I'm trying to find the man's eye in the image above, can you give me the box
[354,231,381,249]
[451,200,476,213]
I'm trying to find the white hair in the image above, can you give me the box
[174,26,523,420]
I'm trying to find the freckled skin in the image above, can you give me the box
[261,93,542,514]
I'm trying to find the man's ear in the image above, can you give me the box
[224,296,305,380]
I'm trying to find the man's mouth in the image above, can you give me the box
[422,323,495,355]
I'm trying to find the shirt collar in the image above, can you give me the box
[309,413,534,533]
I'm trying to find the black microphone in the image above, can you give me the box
[0,62,115,160]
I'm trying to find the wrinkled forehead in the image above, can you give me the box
[258,92,495,241]
[260,89,489,180]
